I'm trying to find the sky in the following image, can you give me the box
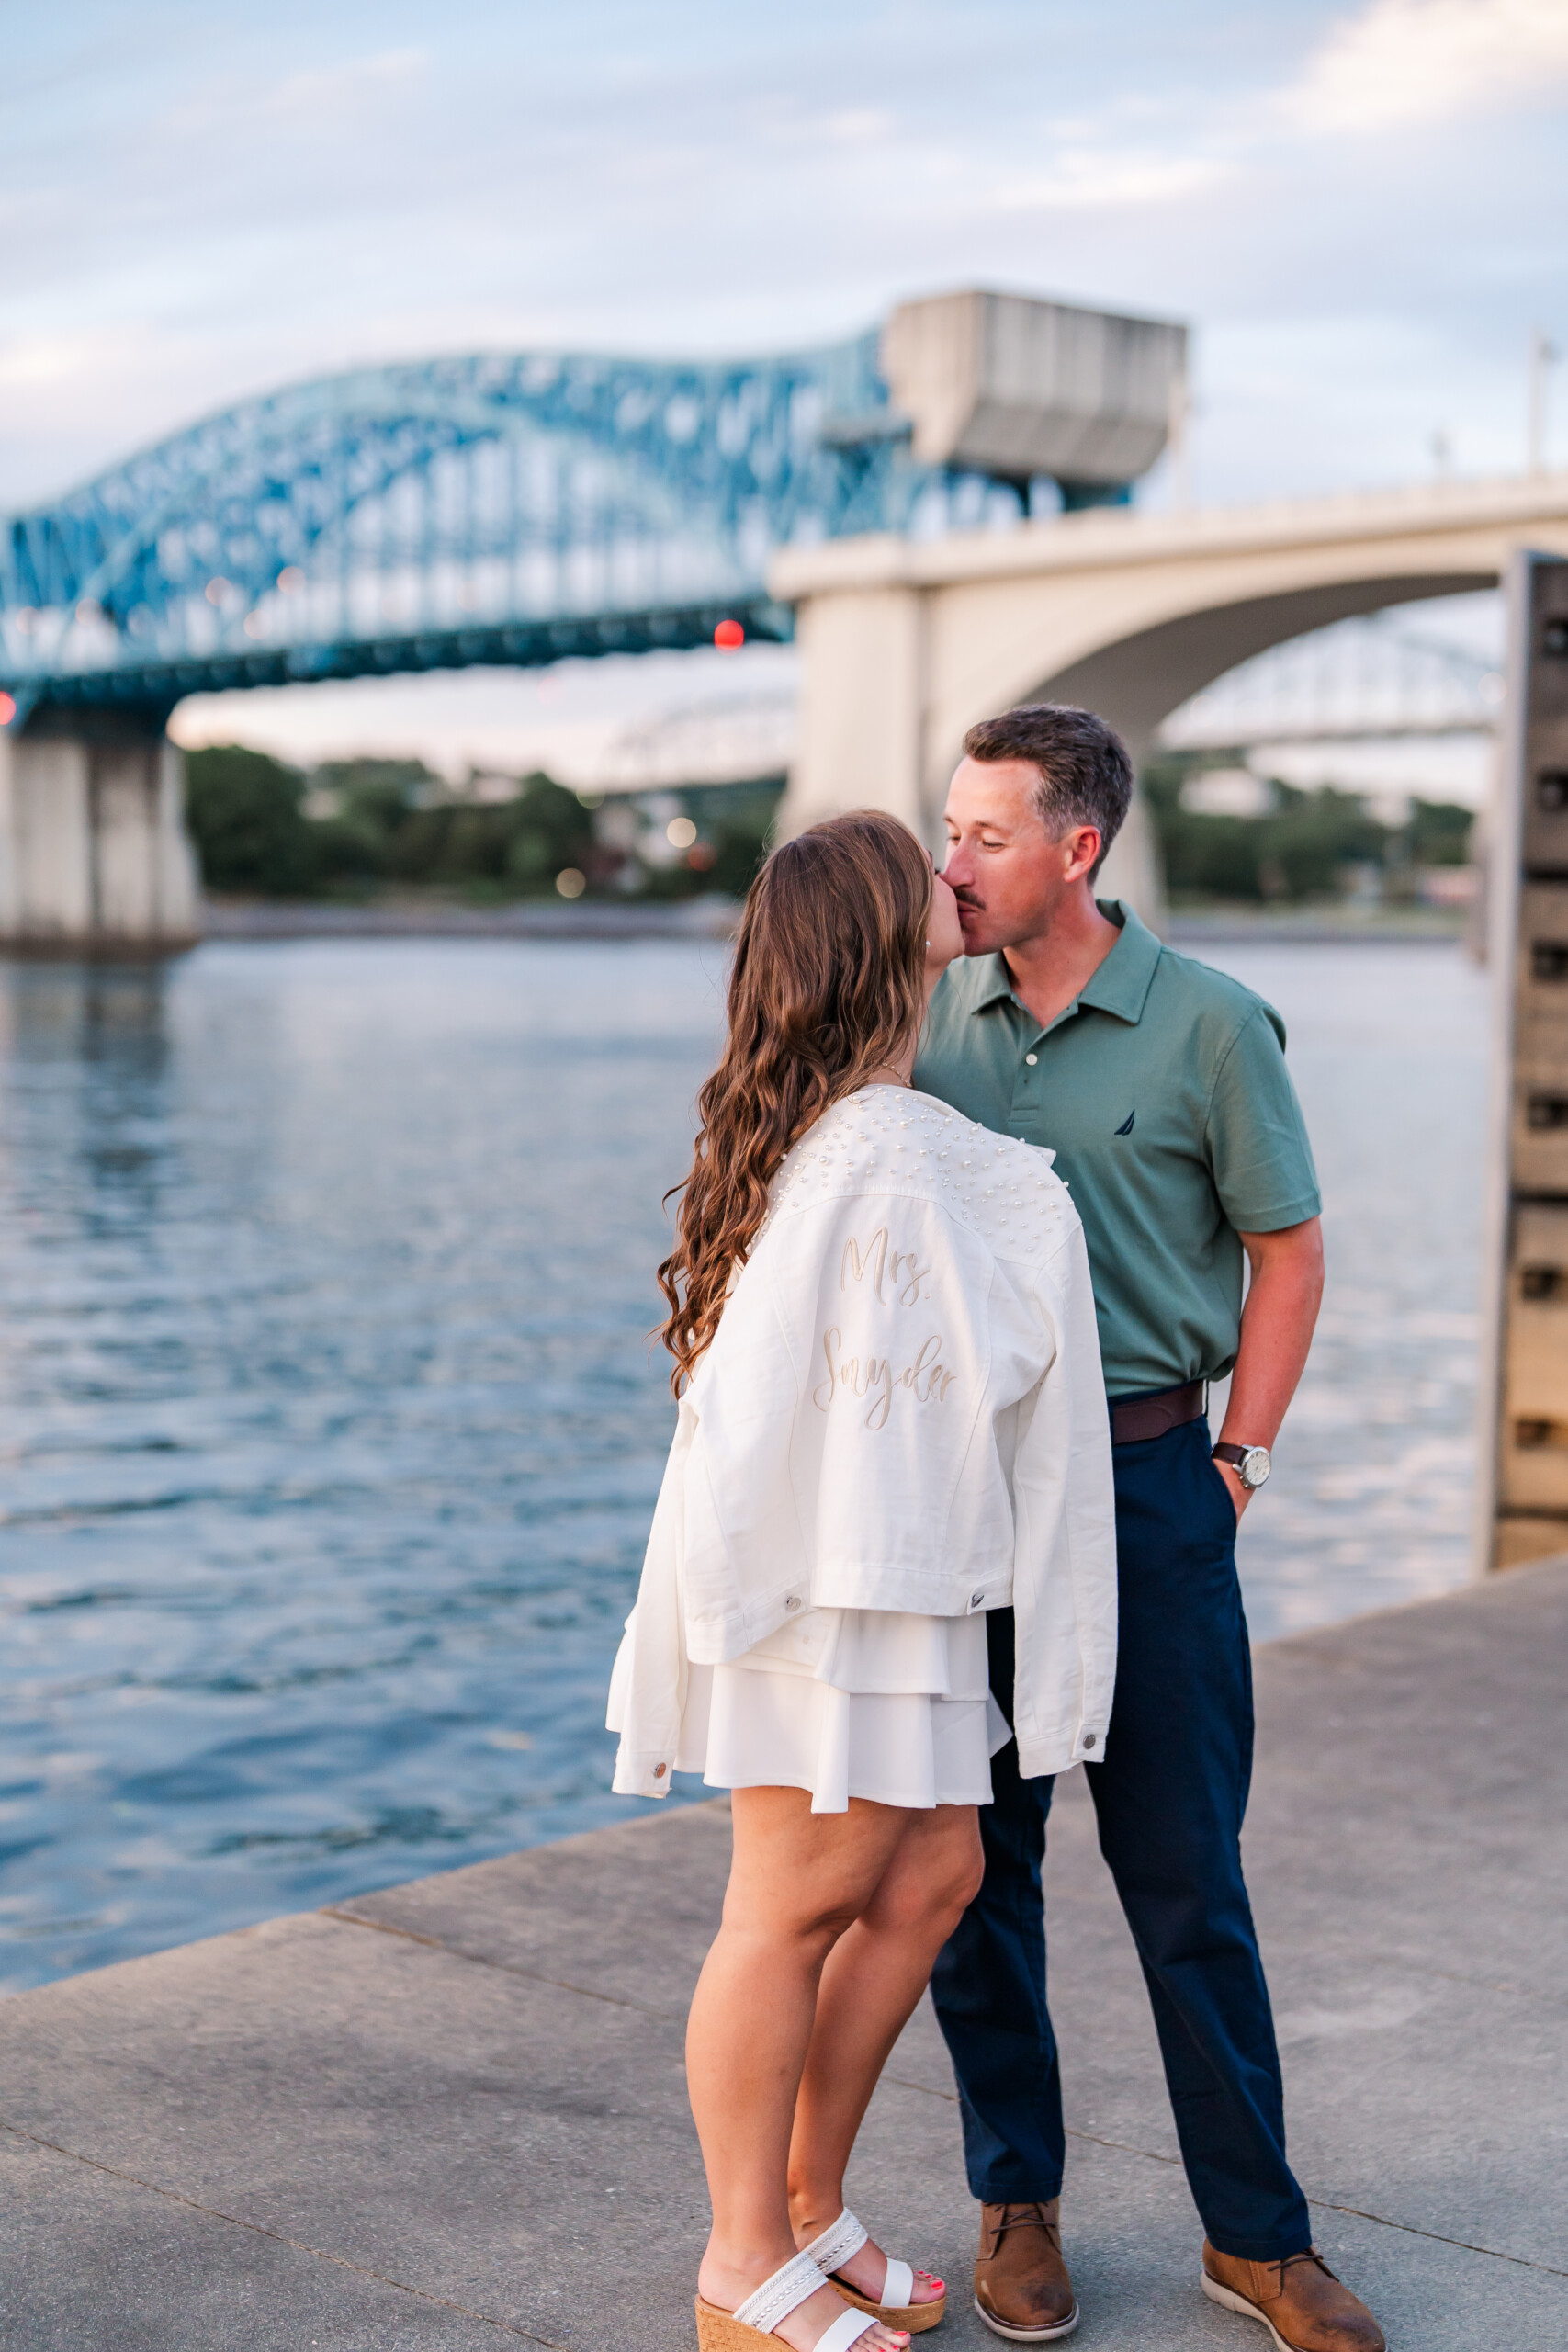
[4,0,1566,781]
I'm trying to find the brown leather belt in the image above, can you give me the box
[1110,1379,1206,1446]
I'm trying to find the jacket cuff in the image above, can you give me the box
[1015,1724,1109,1779]
[612,1747,677,1799]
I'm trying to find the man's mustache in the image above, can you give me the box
[952,888,985,912]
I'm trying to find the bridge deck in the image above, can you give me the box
[1,1561,1563,2349]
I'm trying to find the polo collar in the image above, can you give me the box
[971,957,1019,1012]
[969,899,1162,1027]
[1078,901,1162,1024]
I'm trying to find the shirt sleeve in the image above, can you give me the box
[1205,1004,1322,1234]
[608,1396,695,1798]
[1009,1221,1119,1781]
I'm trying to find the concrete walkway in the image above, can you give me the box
[1,1562,1564,2350]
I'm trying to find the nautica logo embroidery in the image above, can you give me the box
[1114,1110,1135,1136]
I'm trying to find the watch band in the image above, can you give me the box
[1213,1440,1271,1490]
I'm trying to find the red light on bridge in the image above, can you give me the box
[0,693,16,727]
[714,617,745,650]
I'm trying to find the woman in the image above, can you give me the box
[609,812,1116,2352]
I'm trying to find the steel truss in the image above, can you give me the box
[1,335,1005,723]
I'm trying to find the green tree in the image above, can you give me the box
[375,772,594,895]
[1262,784,1387,899]
[1404,800,1474,866]
[184,745,319,896]
[1142,754,1392,904]
[313,758,437,841]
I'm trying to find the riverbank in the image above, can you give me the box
[200,891,740,940]
[2,1557,1562,2349]
[197,893,1471,945]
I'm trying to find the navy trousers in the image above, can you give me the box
[930,1414,1311,2261]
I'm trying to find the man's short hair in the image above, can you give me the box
[963,704,1133,875]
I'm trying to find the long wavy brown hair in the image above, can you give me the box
[658,810,933,1390]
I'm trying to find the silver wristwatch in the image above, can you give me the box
[1213,1441,1271,1490]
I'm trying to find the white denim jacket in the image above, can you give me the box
[611,1085,1117,1796]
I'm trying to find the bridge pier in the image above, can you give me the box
[0,716,199,951]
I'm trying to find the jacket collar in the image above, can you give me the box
[970,900,1162,1028]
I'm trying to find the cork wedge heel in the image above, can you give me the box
[803,2211,946,2337]
[694,2249,887,2352]
[694,2298,883,2352]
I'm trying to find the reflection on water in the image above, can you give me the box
[0,939,1488,1990]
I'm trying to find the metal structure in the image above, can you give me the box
[1477,552,1568,1572]
[592,694,797,795]
[0,331,1059,729]
[1159,613,1503,751]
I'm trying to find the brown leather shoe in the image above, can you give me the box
[973,2199,1078,2341]
[1201,2243,1385,2352]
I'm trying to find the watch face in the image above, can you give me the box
[1240,1446,1271,1489]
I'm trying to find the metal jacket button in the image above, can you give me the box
[784,1595,801,1611]
[1083,1732,1096,1750]
[653,1762,667,1777]
[970,1590,985,1609]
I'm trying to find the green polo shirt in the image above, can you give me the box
[913,903,1320,1396]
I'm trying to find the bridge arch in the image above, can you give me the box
[970,571,1496,910]
[773,474,1568,912]
[1002,572,1494,763]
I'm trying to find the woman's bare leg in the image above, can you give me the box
[689,1787,914,2350]
[787,1804,985,2305]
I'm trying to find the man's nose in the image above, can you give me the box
[941,840,973,888]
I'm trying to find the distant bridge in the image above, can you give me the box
[591,620,1503,798]
[0,336,1017,729]
[0,288,1182,736]
[1160,614,1503,751]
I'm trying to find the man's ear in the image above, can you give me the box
[1062,824,1102,881]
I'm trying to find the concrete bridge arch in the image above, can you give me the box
[772,474,1568,914]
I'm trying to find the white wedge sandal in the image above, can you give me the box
[804,2210,946,2335]
[694,2247,889,2352]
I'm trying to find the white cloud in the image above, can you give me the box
[1287,0,1568,132]
[263,47,428,120]
[817,107,894,144]
[993,148,1234,212]
[162,46,427,141]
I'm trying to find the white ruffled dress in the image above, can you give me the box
[608,1600,1013,1814]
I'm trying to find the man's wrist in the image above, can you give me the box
[1213,1439,1271,1491]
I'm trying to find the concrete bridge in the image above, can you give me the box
[773,470,1568,911]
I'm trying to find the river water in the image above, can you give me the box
[0,938,1488,1992]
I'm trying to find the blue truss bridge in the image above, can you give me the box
[0,290,1187,946]
[0,330,1032,728]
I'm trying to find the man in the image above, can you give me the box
[914,705,1384,2352]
